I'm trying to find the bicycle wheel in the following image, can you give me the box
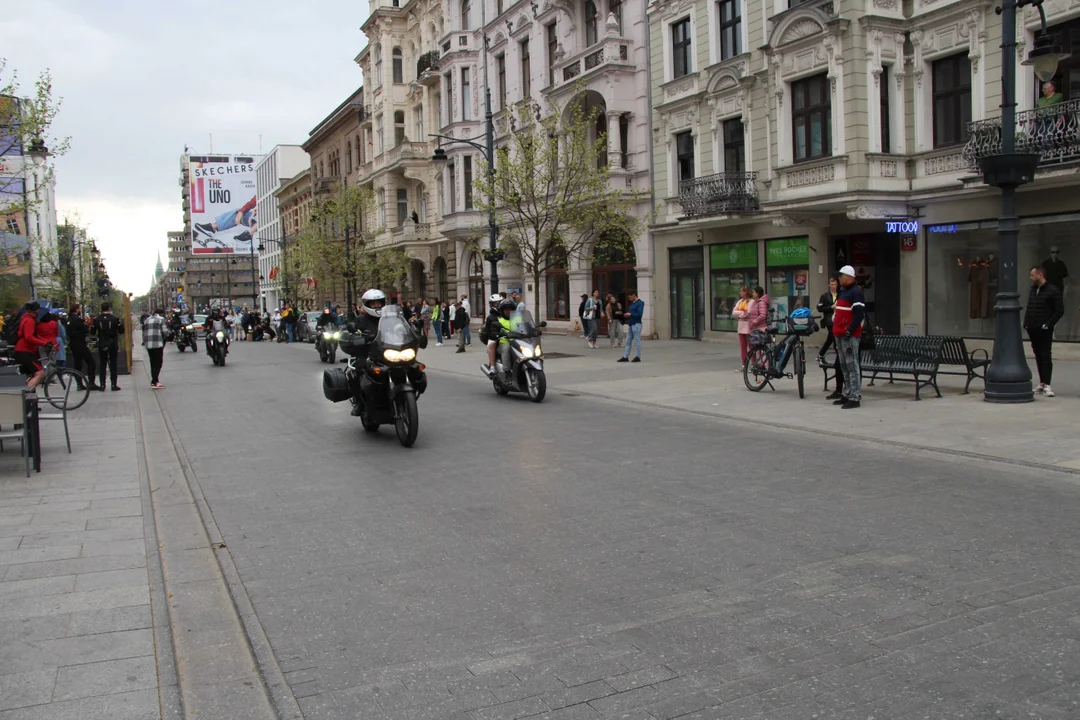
[44,368,90,411]
[743,346,772,391]
[795,343,805,399]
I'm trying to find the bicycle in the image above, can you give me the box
[743,313,820,399]
[39,348,91,411]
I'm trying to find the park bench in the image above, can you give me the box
[927,336,990,394]
[820,335,944,400]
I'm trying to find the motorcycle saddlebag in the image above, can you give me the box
[322,368,351,403]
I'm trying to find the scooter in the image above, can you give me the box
[481,309,547,403]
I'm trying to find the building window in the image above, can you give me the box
[723,118,744,173]
[463,155,474,209]
[880,65,891,154]
[545,268,570,320]
[718,0,741,61]
[547,23,558,87]
[395,110,406,146]
[496,53,507,109]
[444,72,454,120]
[672,18,691,79]
[376,115,384,154]
[346,142,353,173]
[461,67,471,120]
[619,113,629,169]
[435,90,443,127]
[933,53,971,148]
[461,0,471,30]
[392,47,403,83]
[610,0,623,34]
[585,0,599,46]
[791,73,831,163]
[374,45,383,88]
[520,39,531,99]
[497,0,504,14]
[447,160,456,211]
[595,111,608,169]
[397,189,409,226]
[415,106,425,142]
[676,130,694,182]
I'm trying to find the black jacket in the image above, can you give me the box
[484,309,502,341]
[453,306,469,330]
[1024,282,1065,331]
[92,313,124,348]
[67,315,91,347]
[315,313,336,330]
[816,291,836,328]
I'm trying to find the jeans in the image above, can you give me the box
[609,320,624,346]
[287,324,295,343]
[147,347,164,384]
[836,335,861,401]
[462,325,471,345]
[214,208,254,232]
[623,323,642,359]
[99,344,119,389]
[1028,327,1053,385]
[434,322,443,344]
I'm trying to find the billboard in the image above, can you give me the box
[189,155,263,254]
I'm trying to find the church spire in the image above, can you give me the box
[154,250,164,280]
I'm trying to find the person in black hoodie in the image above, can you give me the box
[92,302,124,391]
[1024,266,1065,397]
[66,305,99,391]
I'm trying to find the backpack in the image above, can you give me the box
[2,311,23,347]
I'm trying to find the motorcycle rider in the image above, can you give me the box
[493,299,518,382]
[315,307,336,331]
[345,289,387,415]
[484,293,503,372]
[204,307,229,356]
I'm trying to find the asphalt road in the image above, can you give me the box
[153,340,1080,720]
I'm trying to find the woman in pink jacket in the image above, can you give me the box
[746,286,770,335]
[731,286,753,366]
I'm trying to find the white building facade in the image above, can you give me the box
[255,145,309,311]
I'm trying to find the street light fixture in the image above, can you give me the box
[26,138,50,167]
[977,0,1068,403]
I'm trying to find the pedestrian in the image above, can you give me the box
[512,290,525,312]
[746,286,769,336]
[14,301,46,388]
[67,304,97,390]
[606,293,624,348]
[832,266,866,410]
[1024,265,1065,397]
[441,300,452,340]
[732,285,753,367]
[578,294,589,338]
[617,290,644,362]
[454,301,469,353]
[143,307,167,389]
[285,304,298,343]
[459,294,472,345]
[421,299,433,338]
[431,299,444,346]
[583,291,600,349]
[817,277,845,398]
[92,301,124,392]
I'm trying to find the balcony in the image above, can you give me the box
[359,105,372,126]
[963,99,1080,172]
[677,172,759,218]
[550,37,633,94]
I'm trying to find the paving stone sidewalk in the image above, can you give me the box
[0,373,178,719]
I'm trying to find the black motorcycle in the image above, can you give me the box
[316,324,340,363]
[175,324,198,353]
[206,328,230,366]
[323,306,428,447]
[482,308,548,403]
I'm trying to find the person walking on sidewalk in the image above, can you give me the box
[732,286,753,367]
[583,291,600,349]
[618,291,645,363]
[1024,265,1065,397]
[143,308,167,389]
[459,294,472,345]
[93,302,124,392]
[606,293,624,348]
[454,301,469,353]
[832,266,866,410]
[817,277,845,398]
[67,305,97,390]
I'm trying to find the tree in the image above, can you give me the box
[471,91,649,320]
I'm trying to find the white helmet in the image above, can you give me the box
[489,293,502,310]
[362,288,387,317]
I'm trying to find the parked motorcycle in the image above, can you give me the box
[175,325,198,353]
[482,308,547,403]
[322,306,428,448]
[317,326,341,363]
[206,330,229,366]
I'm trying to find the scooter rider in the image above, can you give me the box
[484,293,503,372]
[493,299,517,381]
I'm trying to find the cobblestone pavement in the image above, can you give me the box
[156,341,1080,718]
[0,382,177,719]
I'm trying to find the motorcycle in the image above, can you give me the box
[322,306,428,448]
[175,324,198,353]
[206,329,230,366]
[316,325,341,363]
[482,308,547,403]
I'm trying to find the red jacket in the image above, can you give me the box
[36,318,59,352]
[14,313,40,354]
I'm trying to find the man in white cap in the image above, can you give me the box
[831,265,866,409]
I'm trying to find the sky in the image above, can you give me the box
[1,0,370,295]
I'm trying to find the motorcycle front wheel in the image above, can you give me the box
[394,391,419,448]
[329,349,336,364]
[178,344,186,353]
[525,368,547,403]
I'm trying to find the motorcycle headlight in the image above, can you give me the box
[515,343,535,358]
[323,331,333,339]
[333,332,341,339]
[383,348,417,363]
[185,325,194,331]
[216,331,224,341]
[534,344,542,357]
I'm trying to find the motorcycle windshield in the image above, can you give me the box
[509,308,537,337]
[377,306,417,348]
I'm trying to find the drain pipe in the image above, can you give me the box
[644,0,659,339]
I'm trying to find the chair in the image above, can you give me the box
[0,392,31,476]
[37,377,71,453]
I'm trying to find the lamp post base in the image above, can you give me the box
[984,380,1034,404]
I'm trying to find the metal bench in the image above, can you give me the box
[927,336,990,393]
[821,336,944,400]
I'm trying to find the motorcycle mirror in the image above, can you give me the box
[538,321,548,328]
[417,335,428,350]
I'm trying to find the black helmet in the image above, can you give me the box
[499,299,516,315]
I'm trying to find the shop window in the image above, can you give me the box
[672,18,692,79]
[710,241,759,331]
[932,53,971,148]
[392,47,403,84]
[765,237,810,322]
[723,118,744,173]
[792,74,831,162]
[718,0,741,61]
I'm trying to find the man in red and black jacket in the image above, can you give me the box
[832,265,866,409]
[13,301,45,388]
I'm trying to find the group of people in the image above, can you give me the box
[5,301,124,392]
[576,290,645,361]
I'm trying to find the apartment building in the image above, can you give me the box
[274,168,315,308]
[649,0,1080,343]
[255,146,309,311]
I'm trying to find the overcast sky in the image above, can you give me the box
[2,0,370,295]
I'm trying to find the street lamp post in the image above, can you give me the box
[430,0,501,296]
[977,0,1068,403]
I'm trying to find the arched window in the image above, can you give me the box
[392,47,403,84]
[394,110,406,145]
[585,0,598,46]
[374,44,383,88]
[461,0,472,30]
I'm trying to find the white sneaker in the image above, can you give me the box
[1036,383,1045,394]
[436,342,443,347]
[1043,385,1055,397]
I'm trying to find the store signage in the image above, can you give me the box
[765,237,810,266]
[710,241,757,269]
[927,224,958,234]
[900,235,917,252]
[886,220,919,233]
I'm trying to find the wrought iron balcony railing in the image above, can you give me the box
[678,172,759,217]
[963,99,1080,170]
[357,104,371,124]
